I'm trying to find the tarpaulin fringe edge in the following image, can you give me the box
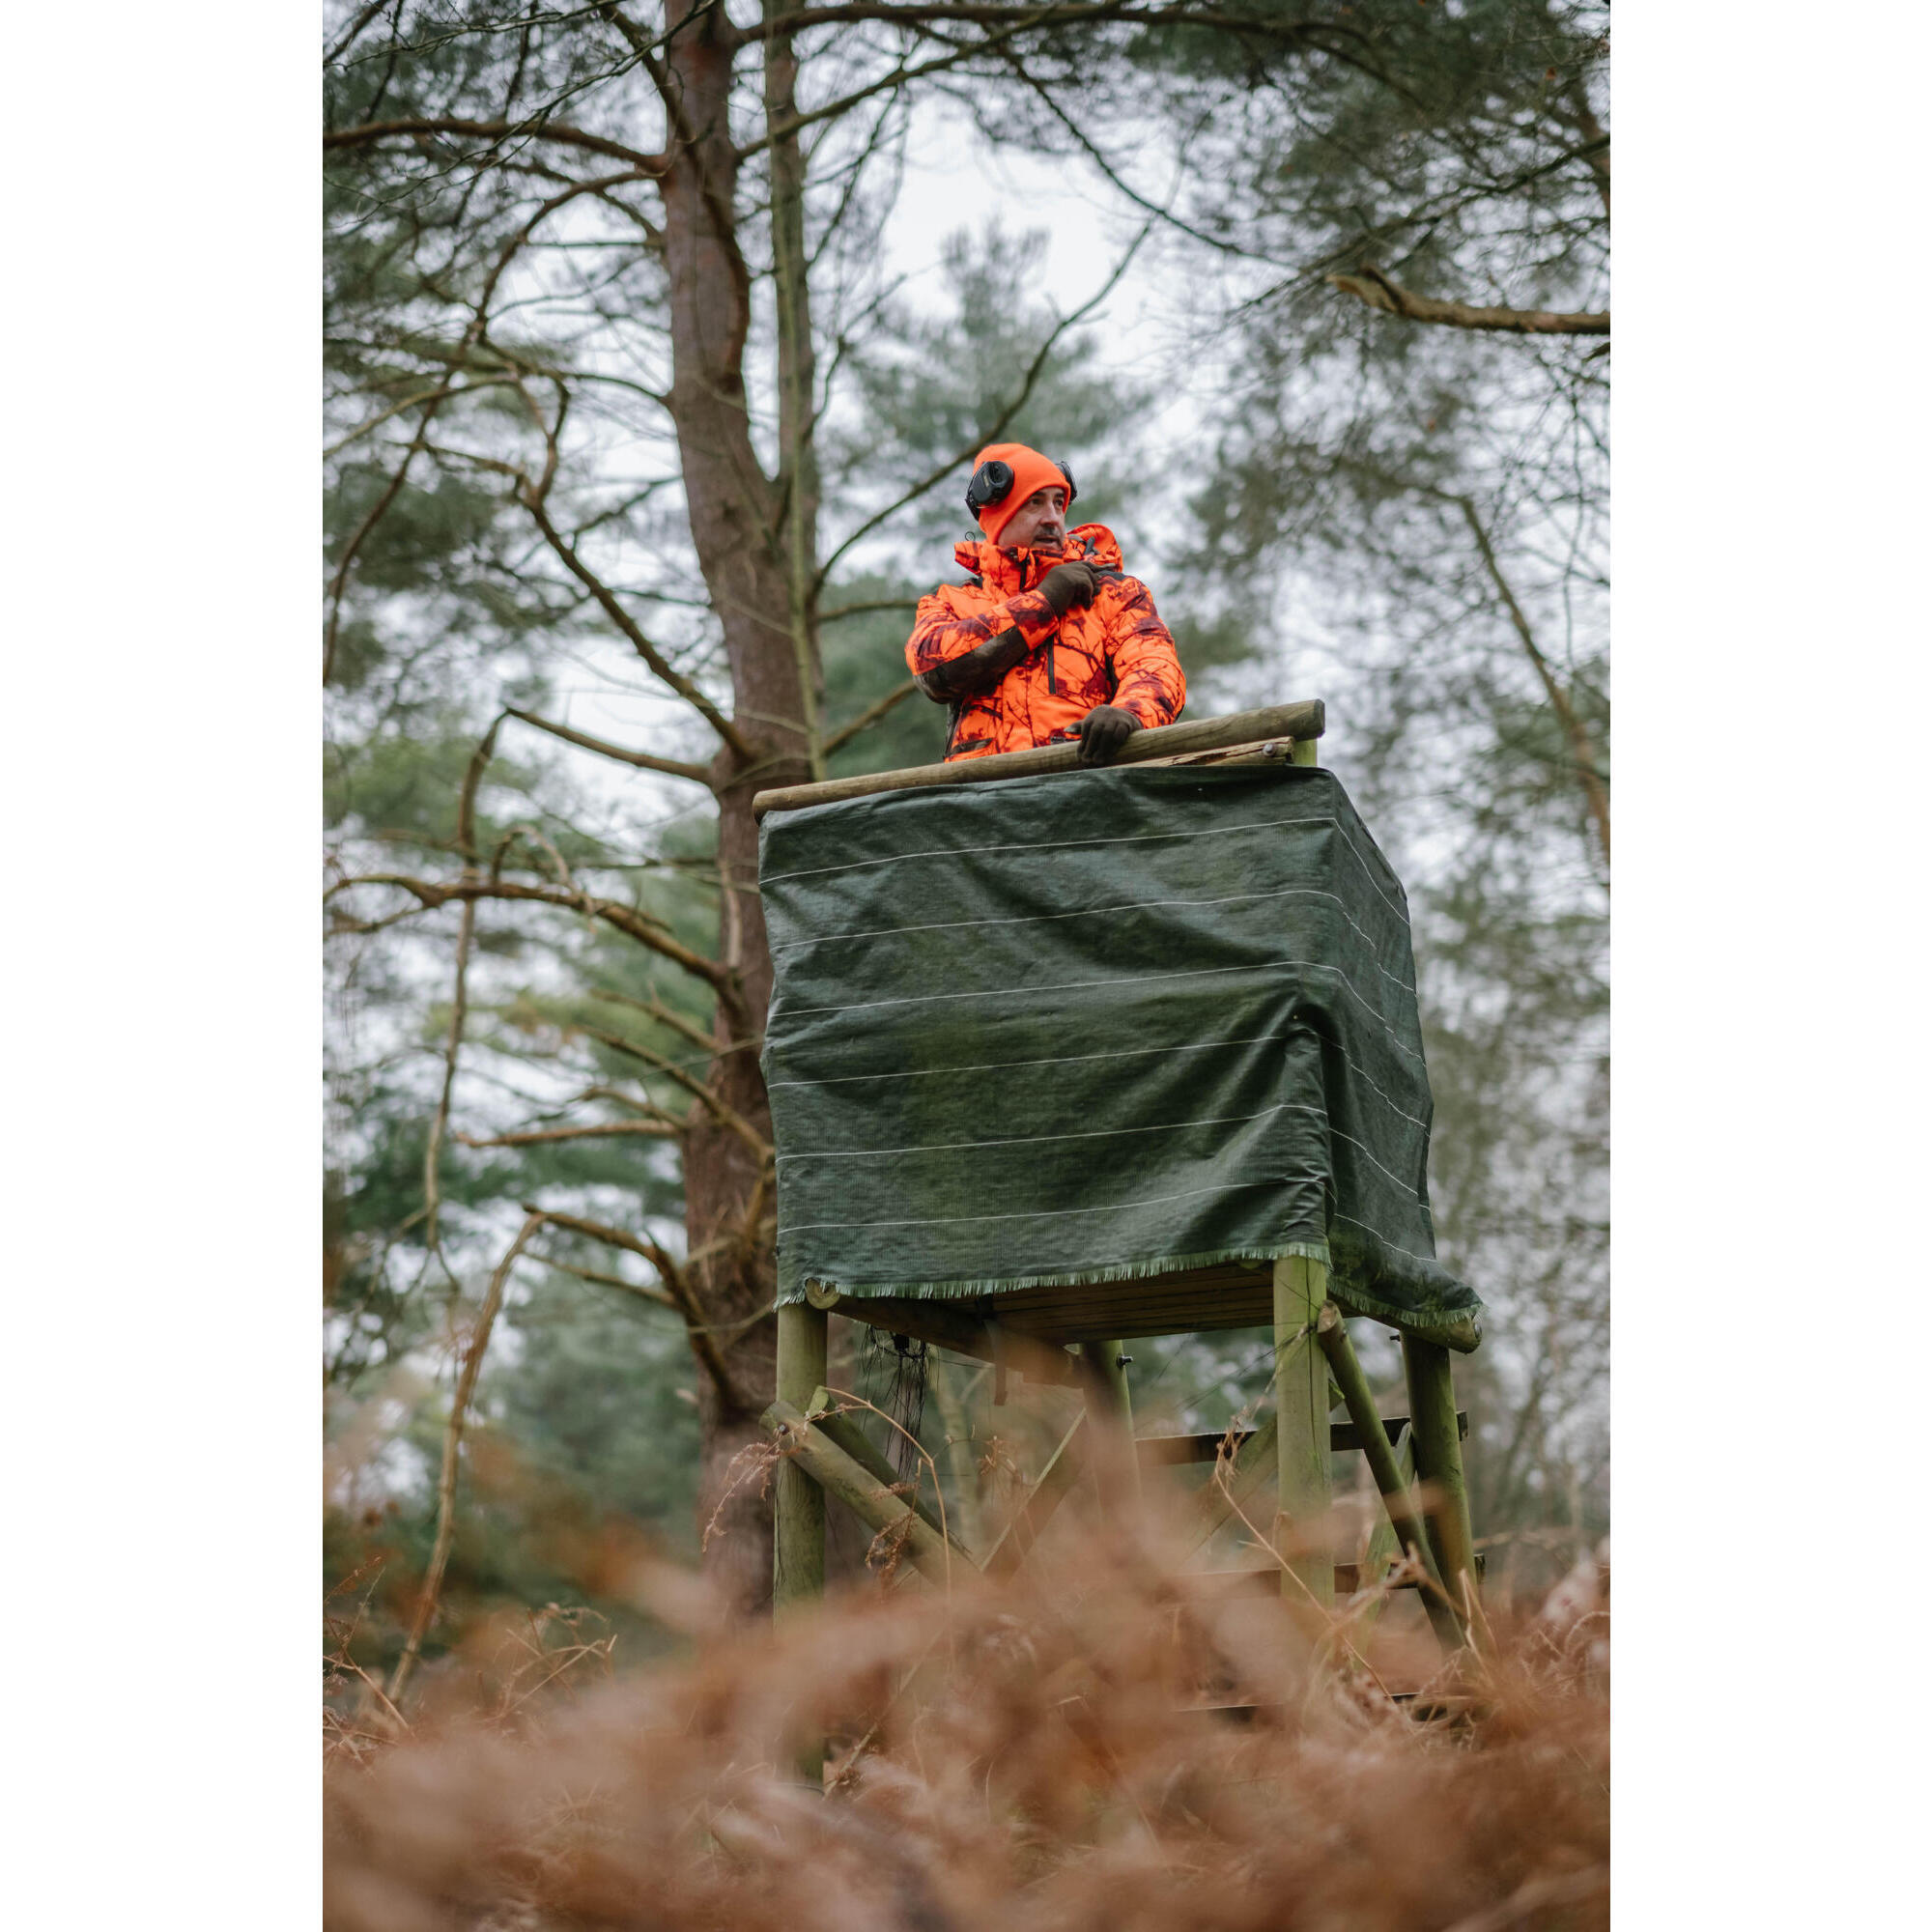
[782,1239,1332,1308]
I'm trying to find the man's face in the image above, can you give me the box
[1000,485,1067,552]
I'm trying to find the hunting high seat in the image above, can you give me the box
[751,702,1484,1670]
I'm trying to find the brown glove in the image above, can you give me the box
[1037,560,1098,616]
[1077,704,1141,766]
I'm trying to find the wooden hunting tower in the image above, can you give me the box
[751,700,1484,1684]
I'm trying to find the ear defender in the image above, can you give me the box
[965,459,1015,515]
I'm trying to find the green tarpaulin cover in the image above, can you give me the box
[759,762,1481,1343]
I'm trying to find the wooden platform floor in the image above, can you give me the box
[808,1261,1277,1351]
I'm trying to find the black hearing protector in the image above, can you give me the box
[964,456,1076,516]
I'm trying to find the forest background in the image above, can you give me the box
[323,0,1610,1660]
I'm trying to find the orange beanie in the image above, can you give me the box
[969,442,1076,544]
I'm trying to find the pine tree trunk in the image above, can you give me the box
[655,0,810,1616]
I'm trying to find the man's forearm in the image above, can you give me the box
[914,625,1026,702]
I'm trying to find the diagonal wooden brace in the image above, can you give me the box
[980,1409,1089,1577]
[763,1398,976,1589]
[1315,1301,1463,1654]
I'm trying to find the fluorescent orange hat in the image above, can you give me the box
[967,442,1076,545]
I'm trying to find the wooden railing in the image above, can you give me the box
[751,697,1324,818]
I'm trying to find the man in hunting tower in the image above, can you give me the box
[905,443,1187,764]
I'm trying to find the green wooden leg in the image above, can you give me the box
[774,1302,827,1613]
[1080,1338,1141,1510]
[1316,1303,1461,1655]
[1274,1257,1333,1607]
[1402,1334,1485,1645]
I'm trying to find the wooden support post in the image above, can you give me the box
[1315,1303,1462,1655]
[926,1358,984,1552]
[1079,1339,1141,1510]
[773,1302,827,1614]
[1273,1256,1333,1606]
[1402,1334,1488,1648]
[1292,734,1319,766]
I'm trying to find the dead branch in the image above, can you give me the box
[455,1120,683,1148]
[504,706,712,785]
[518,491,756,762]
[587,986,755,1059]
[324,116,668,175]
[813,219,1152,593]
[536,1255,681,1309]
[577,1024,770,1156]
[523,1205,747,1407]
[1454,496,1610,869]
[418,717,506,1276]
[324,170,656,683]
[327,871,734,995]
[388,1209,546,1704]
[822,677,920,755]
[1327,266,1608,337]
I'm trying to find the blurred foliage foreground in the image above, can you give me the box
[326,1478,1609,1932]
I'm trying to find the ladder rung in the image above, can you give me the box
[1169,1562,1423,1599]
[1136,1411,1466,1467]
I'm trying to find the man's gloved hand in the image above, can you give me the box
[1037,559,1098,616]
[1077,704,1141,766]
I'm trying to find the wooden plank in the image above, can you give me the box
[807,1274,1478,1353]
[1170,1561,1420,1600]
[1136,1411,1466,1467]
[980,1411,1089,1578]
[753,699,1325,817]
[814,1273,1479,1353]
[1274,1256,1333,1607]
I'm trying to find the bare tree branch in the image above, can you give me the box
[518,491,757,761]
[1328,265,1608,337]
[737,5,1066,160]
[522,1206,749,1407]
[325,116,668,175]
[456,1120,683,1148]
[1455,496,1610,870]
[504,706,713,785]
[535,1255,681,1309]
[822,677,920,754]
[578,1025,770,1156]
[328,872,735,993]
[587,985,753,1058]
[325,171,652,683]
[388,1208,545,1703]
[819,598,920,622]
[812,218,1151,593]
[418,716,507,1279]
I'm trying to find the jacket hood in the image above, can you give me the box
[952,523,1125,592]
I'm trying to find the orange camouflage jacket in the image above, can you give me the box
[904,526,1186,760]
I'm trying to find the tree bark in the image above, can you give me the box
[651,0,813,1617]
